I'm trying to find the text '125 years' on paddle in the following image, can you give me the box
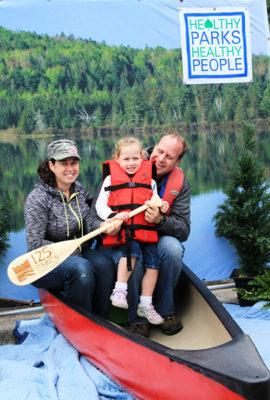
[7,194,162,286]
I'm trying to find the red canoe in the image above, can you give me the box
[39,264,270,400]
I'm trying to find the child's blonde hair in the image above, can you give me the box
[114,137,144,158]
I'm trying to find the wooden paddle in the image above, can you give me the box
[7,194,162,286]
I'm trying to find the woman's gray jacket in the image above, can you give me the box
[24,178,92,256]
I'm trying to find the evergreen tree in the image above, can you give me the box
[34,108,47,132]
[259,86,270,118]
[213,124,270,277]
[19,104,35,133]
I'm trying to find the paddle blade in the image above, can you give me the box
[7,239,81,286]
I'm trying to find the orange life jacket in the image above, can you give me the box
[102,159,158,246]
[160,167,184,215]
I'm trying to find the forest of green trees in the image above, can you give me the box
[0,26,269,134]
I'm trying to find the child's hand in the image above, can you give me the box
[115,212,129,222]
[160,200,169,214]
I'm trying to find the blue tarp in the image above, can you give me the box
[224,302,270,371]
[184,191,238,282]
[0,303,269,399]
[0,314,134,400]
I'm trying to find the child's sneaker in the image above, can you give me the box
[110,290,128,309]
[137,303,164,325]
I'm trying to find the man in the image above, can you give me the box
[88,133,191,337]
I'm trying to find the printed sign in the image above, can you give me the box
[179,8,252,84]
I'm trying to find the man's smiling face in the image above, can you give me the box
[150,136,183,179]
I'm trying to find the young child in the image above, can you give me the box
[96,137,169,325]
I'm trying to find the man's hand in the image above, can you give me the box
[144,200,164,225]
[160,200,169,214]
[100,218,123,236]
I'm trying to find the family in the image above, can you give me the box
[24,134,191,338]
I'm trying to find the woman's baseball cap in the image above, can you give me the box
[47,140,81,160]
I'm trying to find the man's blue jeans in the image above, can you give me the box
[127,236,184,324]
[32,248,115,318]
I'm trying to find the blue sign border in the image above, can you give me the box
[184,12,248,80]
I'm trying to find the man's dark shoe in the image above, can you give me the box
[160,315,183,335]
[130,322,149,338]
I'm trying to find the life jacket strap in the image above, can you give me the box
[105,182,152,192]
[119,224,157,233]
[111,203,141,211]
[124,227,133,271]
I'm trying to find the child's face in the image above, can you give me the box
[116,143,143,175]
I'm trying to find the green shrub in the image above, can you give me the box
[213,123,270,277]
[236,269,270,309]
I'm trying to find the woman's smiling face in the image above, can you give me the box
[49,157,79,189]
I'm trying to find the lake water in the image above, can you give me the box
[0,128,269,301]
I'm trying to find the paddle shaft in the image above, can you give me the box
[8,195,161,286]
[75,203,149,246]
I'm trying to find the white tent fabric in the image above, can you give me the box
[0,0,269,55]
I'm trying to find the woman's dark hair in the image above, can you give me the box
[37,159,56,187]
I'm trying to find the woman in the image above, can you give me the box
[24,139,115,317]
